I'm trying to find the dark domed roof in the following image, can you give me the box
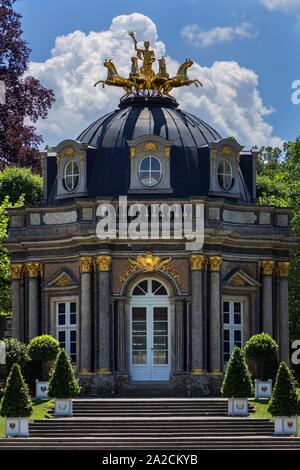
[77,96,222,149]
[75,96,223,198]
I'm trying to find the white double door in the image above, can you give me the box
[130,302,170,381]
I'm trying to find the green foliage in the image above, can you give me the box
[3,338,29,377]
[0,364,33,417]
[221,346,254,398]
[268,362,299,416]
[23,359,43,389]
[48,349,80,399]
[0,166,42,206]
[244,333,279,381]
[256,138,300,343]
[28,335,60,380]
[0,196,24,316]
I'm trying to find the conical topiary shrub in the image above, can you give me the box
[221,346,254,398]
[268,362,299,417]
[48,349,80,399]
[0,363,33,418]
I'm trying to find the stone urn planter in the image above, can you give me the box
[274,416,298,436]
[54,398,73,416]
[5,417,29,437]
[35,379,49,399]
[255,379,272,399]
[228,397,248,416]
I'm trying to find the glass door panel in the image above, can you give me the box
[153,307,168,365]
[131,307,147,365]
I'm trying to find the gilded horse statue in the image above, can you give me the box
[162,59,202,97]
[93,33,203,100]
[94,59,135,99]
[151,57,169,96]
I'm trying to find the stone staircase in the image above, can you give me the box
[1,398,300,450]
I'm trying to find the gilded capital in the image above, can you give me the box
[96,255,112,271]
[190,255,206,271]
[11,263,23,280]
[79,256,93,273]
[26,263,41,278]
[276,261,290,278]
[209,256,223,272]
[261,260,275,276]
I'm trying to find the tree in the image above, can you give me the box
[0,363,33,417]
[0,196,24,316]
[28,335,60,380]
[0,166,42,205]
[268,362,299,416]
[244,333,278,381]
[221,346,254,398]
[256,139,300,343]
[0,0,55,171]
[48,349,80,398]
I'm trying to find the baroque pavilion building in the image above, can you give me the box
[5,33,298,395]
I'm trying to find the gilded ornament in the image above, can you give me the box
[79,257,93,273]
[276,261,290,278]
[56,274,72,286]
[26,263,41,278]
[96,255,112,271]
[144,142,157,152]
[94,31,202,100]
[209,256,223,272]
[230,274,246,286]
[11,264,23,280]
[120,251,180,282]
[190,255,205,271]
[261,260,275,276]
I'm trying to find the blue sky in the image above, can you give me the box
[15,0,300,147]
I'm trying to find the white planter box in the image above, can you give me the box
[36,380,49,399]
[255,379,272,399]
[274,416,298,436]
[228,398,248,416]
[5,417,29,437]
[54,398,73,416]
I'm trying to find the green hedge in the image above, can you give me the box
[28,335,60,380]
[244,333,278,381]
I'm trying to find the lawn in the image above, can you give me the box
[0,399,54,437]
[250,388,300,435]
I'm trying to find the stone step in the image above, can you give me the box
[1,437,300,450]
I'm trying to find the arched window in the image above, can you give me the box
[139,156,162,187]
[132,279,168,296]
[64,160,80,192]
[217,159,233,191]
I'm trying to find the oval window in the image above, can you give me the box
[139,156,162,187]
[217,159,233,191]
[64,160,80,192]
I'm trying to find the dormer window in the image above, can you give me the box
[217,159,233,191]
[139,155,162,187]
[64,160,80,192]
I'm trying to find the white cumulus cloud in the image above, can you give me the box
[181,22,257,47]
[258,0,300,11]
[28,13,282,149]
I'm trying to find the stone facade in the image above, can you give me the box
[5,197,297,396]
